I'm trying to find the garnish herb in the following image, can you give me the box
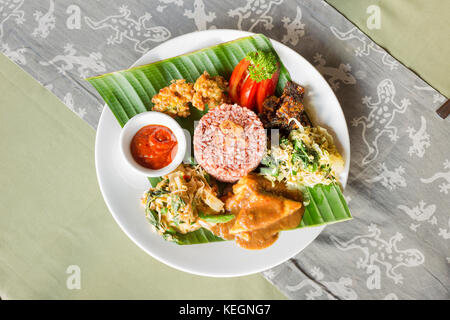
[245,51,278,82]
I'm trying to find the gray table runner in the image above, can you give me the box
[1,0,448,299]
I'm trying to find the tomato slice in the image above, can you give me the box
[239,77,259,110]
[230,56,279,111]
[255,79,271,114]
[255,68,279,113]
[229,58,250,103]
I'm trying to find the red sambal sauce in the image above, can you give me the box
[130,125,178,170]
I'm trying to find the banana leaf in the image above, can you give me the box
[87,34,352,245]
[300,183,352,228]
[88,34,290,130]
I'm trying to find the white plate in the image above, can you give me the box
[95,30,350,277]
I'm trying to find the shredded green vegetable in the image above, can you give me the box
[198,213,235,223]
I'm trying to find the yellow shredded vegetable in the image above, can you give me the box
[143,164,224,235]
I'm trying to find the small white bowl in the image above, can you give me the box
[119,111,187,177]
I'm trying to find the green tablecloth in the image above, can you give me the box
[0,55,285,299]
[327,0,450,98]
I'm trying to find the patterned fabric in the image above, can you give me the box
[1,0,448,299]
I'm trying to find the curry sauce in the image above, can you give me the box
[210,174,304,250]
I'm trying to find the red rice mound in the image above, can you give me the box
[194,104,267,182]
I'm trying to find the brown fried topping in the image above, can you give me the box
[259,81,311,130]
[151,72,231,118]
